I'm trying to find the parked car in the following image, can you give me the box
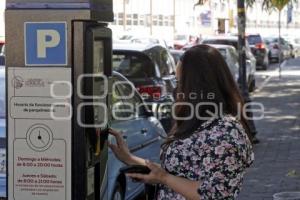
[170,49,184,65]
[201,36,256,92]
[130,36,172,49]
[113,43,176,132]
[284,37,300,58]
[108,71,167,200]
[0,41,4,56]
[246,34,269,70]
[173,34,200,50]
[210,44,239,82]
[264,36,292,62]
[0,66,6,198]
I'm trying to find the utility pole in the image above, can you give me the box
[237,0,249,99]
[278,10,282,78]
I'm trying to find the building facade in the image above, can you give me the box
[110,0,300,39]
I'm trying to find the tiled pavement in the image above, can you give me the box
[238,61,300,200]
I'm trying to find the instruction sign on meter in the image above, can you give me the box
[7,67,72,200]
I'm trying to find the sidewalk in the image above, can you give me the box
[238,61,300,200]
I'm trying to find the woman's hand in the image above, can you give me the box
[126,160,169,185]
[108,129,133,165]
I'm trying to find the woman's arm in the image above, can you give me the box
[126,155,147,165]
[109,129,147,165]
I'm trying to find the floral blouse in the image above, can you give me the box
[157,115,254,200]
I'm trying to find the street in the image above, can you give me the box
[238,58,300,200]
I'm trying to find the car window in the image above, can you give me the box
[174,35,187,40]
[265,38,286,45]
[228,47,238,62]
[158,49,175,76]
[247,35,262,45]
[144,47,175,77]
[112,76,148,120]
[112,52,156,78]
[217,48,227,60]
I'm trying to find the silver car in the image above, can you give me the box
[202,36,257,92]
[264,37,292,62]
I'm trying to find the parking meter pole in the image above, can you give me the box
[5,1,113,200]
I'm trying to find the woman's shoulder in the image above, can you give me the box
[194,114,248,144]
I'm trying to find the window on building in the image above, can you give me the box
[133,13,138,25]
[153,15,158,26]
[126,14,132,25]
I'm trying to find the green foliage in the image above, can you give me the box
[245,0,296,11]
[195,0,296,12]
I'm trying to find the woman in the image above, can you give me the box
[109,45,254,200]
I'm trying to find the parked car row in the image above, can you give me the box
[110,37,261,199]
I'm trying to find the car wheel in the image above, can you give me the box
[112,182,124,200]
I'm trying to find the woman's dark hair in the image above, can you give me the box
[162,44,252,149]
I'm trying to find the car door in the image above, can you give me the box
[109,74,165,199]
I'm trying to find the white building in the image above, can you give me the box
[110,0,300,39]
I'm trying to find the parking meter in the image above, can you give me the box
[5,1,113,200]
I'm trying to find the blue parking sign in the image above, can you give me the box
[25,22,67,66]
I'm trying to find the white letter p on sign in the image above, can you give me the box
[37,29,60,58]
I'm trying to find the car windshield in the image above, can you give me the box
[113,52,156,78]
[264,37,275,43]
[174,35,187,40]
[0,76,5,118]
[202,39,238,50]
[247,35,262,45]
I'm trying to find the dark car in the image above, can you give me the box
[113,43,177,132]
[246,34,269,70]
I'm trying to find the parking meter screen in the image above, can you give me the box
[93,41,104,74]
